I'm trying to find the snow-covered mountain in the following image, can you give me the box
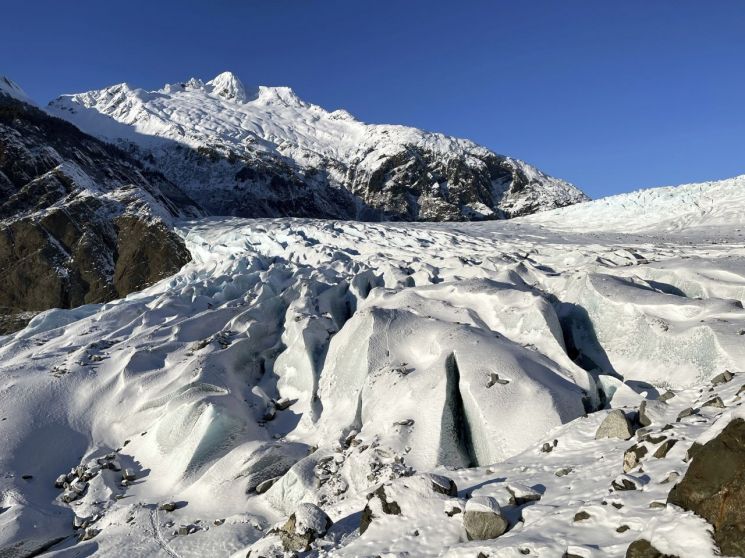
[48,72,589,221]
[2,172,745,557]
[0,76,32,104]
[0,80,198,333]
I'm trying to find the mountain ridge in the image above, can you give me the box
[48,71,590,221]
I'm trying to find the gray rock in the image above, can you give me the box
[711,371,734,386]
[639,400,667,427]
[667,418,745,556]
[276,503,332,552]
[595,410,633,440]
[659,391,676,402]
[360,484,401,534]
[612,474,642,491]
[463,496,508,540]
[424,473,458,497]
[702,396,725,409]
[623,444,649,472]
[652,439,677,459]
[676,407,695,421]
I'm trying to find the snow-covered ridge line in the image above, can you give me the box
[0,75,33,104]
[521,173,745,232]
[47,71,589,221]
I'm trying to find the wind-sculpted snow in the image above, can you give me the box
[1,202,745,556]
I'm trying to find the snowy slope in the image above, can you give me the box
[2,176,745,557]
[0,75,33,104]
[522,174,745,233]
[48,72,588,221]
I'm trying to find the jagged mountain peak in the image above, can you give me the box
[0,75,33,104]
[206,70,249,102]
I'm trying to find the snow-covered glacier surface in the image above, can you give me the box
[1,177,745,557]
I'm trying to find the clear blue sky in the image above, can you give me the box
[2,0,744,198]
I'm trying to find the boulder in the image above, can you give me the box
[612,474,642,491]
[625,539,678,557]
[623,444,649,472]
[595,410,633,440]
[463,496,509,540]
[423,473,458,497]
[667,418,745,556]
[639,400,667,427]
[710,371,733,386]
[359,484,401,534]
[276,503,332,552]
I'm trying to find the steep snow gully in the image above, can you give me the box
[2,177,745,557]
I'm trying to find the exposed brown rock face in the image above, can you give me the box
[667,418,745,557]
[0,96,195,334]
[625,539,678,558]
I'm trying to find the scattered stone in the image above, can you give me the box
[649,501,666,509]
[659,471,680,484]
[79,527,99,541]
[653,439,677,459]
[573,510,591,522]
[555,467,573,477]
[122,469,136,481]
[214,518,225,526]
[276,503,332,552]
[159,502,177,512]
[711,370,734,386]
[612,474,642,491]
[506,483,541,505]
[624,444,649,472]
[54,474,68,488]
[625,539,678,557]
[639,400,666,427]
[702,396,725,409]
[463,496,509,540]
[635,426,654,440]
[659,391,676,402]
[360,484,402,534]
[541,439,558,453]
[486,372,510,387]
[595,410,633,440]
[667,417,745,556]
[393,419,414,427]
[21,474,33,480]
[611,502,624,509]
[424,473,458,497]
[617,525,630,533]
[675,407,695,421]
[445,503,462,517]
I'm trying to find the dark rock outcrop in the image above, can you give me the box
[626,539,678,558]
[0,94,195,333]
[667,418,745,556]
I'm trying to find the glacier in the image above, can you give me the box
[1,174,744,556]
